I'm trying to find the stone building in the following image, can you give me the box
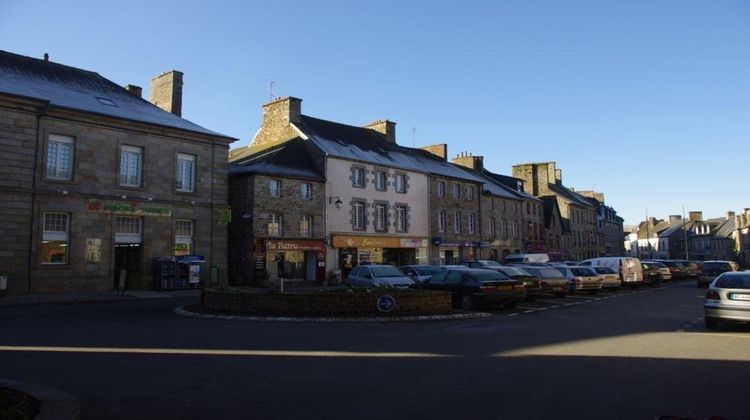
[228,139,326,286]
[736,209,750,267]
[578,191,625,257]
[512,162,600,260]
[0,50,235,295]
[540,197,573,261]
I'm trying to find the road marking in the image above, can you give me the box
[0,346,455,358]
[507,313,520,317]
[522,310,535,314]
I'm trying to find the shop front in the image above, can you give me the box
[257,239,326,284]
[432,238,480,265]
[332,235,428,278]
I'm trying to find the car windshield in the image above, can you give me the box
[650,262,667,268]
[594,266,616,274]
[533,268,565,278]
[414,266,439,275]
[571,267,597,276]
[371,266,405,277]
[499,266,530,276]
[715,274,750,289]
[479,260,502,267]
[474,271,508,282]
[703,262,732,271]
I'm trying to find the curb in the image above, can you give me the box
[0,378,80,420]
[174,305,494,322]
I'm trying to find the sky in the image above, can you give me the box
[2,0,748,226]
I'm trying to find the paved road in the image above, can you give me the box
[1,282,748,419]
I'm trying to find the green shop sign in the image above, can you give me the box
[87,199,172,217]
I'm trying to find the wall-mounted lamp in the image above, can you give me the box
[328,196,343,209]
[241,212,252,220]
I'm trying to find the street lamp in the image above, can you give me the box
[328,196,343,209]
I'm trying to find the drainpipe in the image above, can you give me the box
[27,103,48,294]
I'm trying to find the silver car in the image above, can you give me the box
[398,265,440,283]
[346,265,414,288]
[704,272,750,330]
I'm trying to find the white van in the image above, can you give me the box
[504,253,550,264]
[579,257,643,285]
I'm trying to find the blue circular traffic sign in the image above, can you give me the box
[376,295,396,313]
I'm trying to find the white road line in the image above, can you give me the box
[508,313,520,317]
[548,305,560,309]
[522,310,535,314]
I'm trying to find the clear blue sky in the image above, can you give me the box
[3,0,748,226]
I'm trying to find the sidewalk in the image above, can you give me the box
[0,289,202,307]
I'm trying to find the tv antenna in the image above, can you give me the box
[412,127,416,147]
[268,81,275,101]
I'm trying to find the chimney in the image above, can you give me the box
[262,96,302,126]
[149,70,183,116]
[452,152,484,172]
[688,211,703,222]
[669,215,682,225]
[555,168,562,184]
[420,144,447,161]
[726,211,735,219]
[125,84,143,98]
[364,120,396,143]
[43,53,49,62]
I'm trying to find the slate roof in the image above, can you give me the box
[659,220,695,238]
[548,183,595,208]
[541,196,566,231]
[294,115,486,183]
[481,170,540,201]
[229,137,325,181]
[712,218,736,239]
[0,50,234,140]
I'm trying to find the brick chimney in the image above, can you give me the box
[125,84,143,98]
[669,215,682,225]
[452,152,484,172]
[512,162,557,196]
[149,70,183,116]
[688,211,703,222]
[364,120,396,143]
[420,144,447,161]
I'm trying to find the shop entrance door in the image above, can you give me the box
[114,245,141,289]
[444,250,454,265]
[384,248,416,266]
[304,252,316,282]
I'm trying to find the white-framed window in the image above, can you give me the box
[454,212,462,233]
[395,173,406,193]
[41,212,69,264]
[375,204,387,231]
[353,202,365,229]
[46,134,74,180]
[119,145,143,187]
[300,215,312,237]
[396,205,407,232]
[466,186,474,201]
[268,213,283,236]
[115,216,142,244]
[469,213,476,234]
[174,219,193,256]
[490,218,496,237]
[300,183,313,200]
[353,168,365,187]
[375,172,387,191]
[176,153,196,192]
[438,210,446,233]
[269,179,282,197]
[502,220,508,238]
[437,181,445,197]
[453,184,460,199]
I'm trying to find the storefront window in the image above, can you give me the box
[175,219,193,256]
[42,212,69,264]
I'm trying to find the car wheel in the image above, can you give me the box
[705,317,719,330]
[460,295,475,310]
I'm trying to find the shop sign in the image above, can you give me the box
[440,240,481,248]
[432,237,443,246]
[332,235,428,249]
[87,199,171,217]
[264,239,325,252]
[400,238,428,248]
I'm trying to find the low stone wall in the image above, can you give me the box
[202,288,453,316]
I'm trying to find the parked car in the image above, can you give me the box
[641,260,672,282]
[579,257,644,287]
[519,265,569,297]
[461,260,505,270]
[346,265,414,288]
[493,265,544,300]
[418,268,526,310]
[639,262,663,286]
[590,266,622,289]
[398,265,440,283]
[704,271,750,329]
[555,266,604,294]
[697,260,739,288]
[654,260,689,281]
[439,264,471,270]
[503,253,550,264]
[563,261,580,266]
[673,260,701,278]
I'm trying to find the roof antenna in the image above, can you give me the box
[268,81,275,101]
[412,127,416,147]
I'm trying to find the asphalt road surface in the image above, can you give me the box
[1,281,748,420]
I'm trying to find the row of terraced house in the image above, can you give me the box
[0,50,624,295]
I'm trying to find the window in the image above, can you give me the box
[300,215,312,237]
[300,183,312,200]
[268,213,283,236]
[119,145,142,187]
[502,220,508,238]
[395,173,406,193]
[115,216,142,244]
[352,202,365,229]
[375,204,387,231]
[490,218,496,237]
[466,186,474,201]
[352,167,365,187]
[375,172,387,191]
[396,205,408,232]
[453,184,460,199]
[454,212,462,233]
[469,213,476,234]
[269,179,282,197]
[437,181,445,197]
[438,211,447,232]
[176,153,196,192]
[174,219,193,256]
[46,134,74,180]
[41,212,69,264]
